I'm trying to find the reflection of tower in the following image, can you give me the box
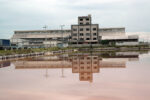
[61,55,65,78]
[61,67,65,78]
[72,54,99,82]
[44,68,49,78]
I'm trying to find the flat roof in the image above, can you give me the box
[14,29,71,32]
[99,27,125,29]
[71,24,98,26]
[0,39,10,40]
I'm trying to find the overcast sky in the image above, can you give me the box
[0,0,150,40]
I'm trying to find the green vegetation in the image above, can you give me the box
[0,49,32,56]
[100,40,110,45]
[0,44,149,56]
[0,47,75,56]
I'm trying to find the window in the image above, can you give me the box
[73,33,77,36]
[86,22,90,25]
[87,77,91,79]
[74,67,77,69]
[80,23,83,25]
[86,38,90,40]
[93,38,97,40]
[74,58,77,60]
[81,73,84,75]
[93,57,97,59]
[80,18,83,21]
[87,72,91,75]
[73,38,77,40]
[86,33,90,36]
[81,57,84,59]
[80,38,84,40]
[86,28,90,31]
[80,33,83,36]
[94,61,97,64]
[87,57,90,60]
[86,18,89,21]
[73,28,77,31]
[80,28,83,31]
[81,77,84,79]
[73,62,77,64]
[87,62,90,64]
[93,28,97,31]
[93,33,97,36]
[80,62,84,64]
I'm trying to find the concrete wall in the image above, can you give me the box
[11,27,139,47]
[99,28,125,36]
[116,42,139,46]
[71,24,99,43]
[12,28,126,40]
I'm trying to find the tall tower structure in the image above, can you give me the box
[71,14,100,45]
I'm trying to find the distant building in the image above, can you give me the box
[70,14,100,45]
[100,27,139,45]
[11,14,139,48]
[0,39,10,50]
[11,30,70,48]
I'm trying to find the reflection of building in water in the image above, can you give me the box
[14,52,140,82]
[15,61,71,69]
[72,55,99,82]
[0,61,10,68]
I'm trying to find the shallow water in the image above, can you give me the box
[0,51,150,100]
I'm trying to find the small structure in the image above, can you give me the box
[0,39,11,50]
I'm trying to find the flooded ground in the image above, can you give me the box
[0,51,150,100]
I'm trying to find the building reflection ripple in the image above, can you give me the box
[14,51,146,82]
[0,61,11,68]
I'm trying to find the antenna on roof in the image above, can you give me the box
[43,25,48,30]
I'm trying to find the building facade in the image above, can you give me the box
[11,30,71,48]
[11,15,139,48]
[71,14,100,45]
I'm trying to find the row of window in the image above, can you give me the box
[79,22,90,25]
[73,28,97,31]
[73,57,98,60]
[15,30,70,34]
[79,18,90,21]
[73,38,97,40]
[73,61,98,64]
[79,66,98,70]
[73,33,97,36]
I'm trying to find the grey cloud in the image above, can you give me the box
[0,0,150,39]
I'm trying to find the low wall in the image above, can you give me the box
[69,44,101,47]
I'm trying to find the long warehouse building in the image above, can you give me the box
[11,15,138,48]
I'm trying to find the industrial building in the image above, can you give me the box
[11,15,139,48]
[11,30,70,48]
[100,27,139,45]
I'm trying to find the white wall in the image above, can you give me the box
[116,42,139,46]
